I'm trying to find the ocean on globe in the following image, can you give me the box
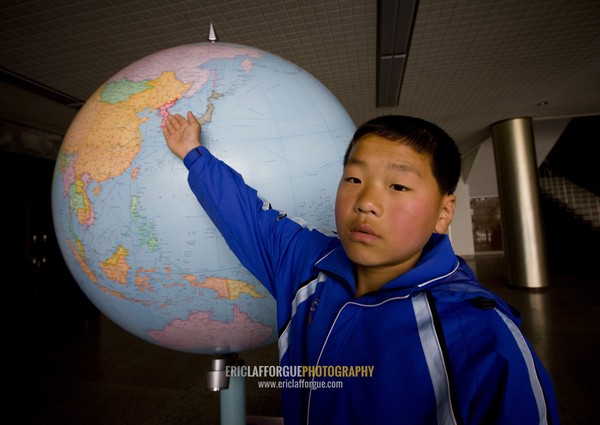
[51,42,356,354]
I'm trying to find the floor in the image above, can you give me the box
[15,253,599,425]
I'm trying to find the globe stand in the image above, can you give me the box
[207,353,246,425]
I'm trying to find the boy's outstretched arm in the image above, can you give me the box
[162,112,201,159]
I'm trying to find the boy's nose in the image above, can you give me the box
[355,186,381,215]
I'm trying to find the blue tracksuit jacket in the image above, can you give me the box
[183,146,559,425]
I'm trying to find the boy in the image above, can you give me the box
[163,112,559,424]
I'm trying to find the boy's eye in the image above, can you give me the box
[345,177,361,184]
[390,184,408,191]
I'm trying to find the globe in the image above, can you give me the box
[51,42,356,354]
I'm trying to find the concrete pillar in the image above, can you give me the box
[491,117,549,288]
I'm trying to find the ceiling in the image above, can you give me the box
[1,0,599,158]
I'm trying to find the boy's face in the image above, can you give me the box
[335,135,456,280]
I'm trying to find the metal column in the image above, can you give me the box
[491,117,549,288]
[207,354,246,425]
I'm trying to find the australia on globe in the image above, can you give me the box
[51,42,356,354]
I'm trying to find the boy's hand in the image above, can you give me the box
[162,111,202,160]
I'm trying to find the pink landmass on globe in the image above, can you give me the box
[146,304,273,352]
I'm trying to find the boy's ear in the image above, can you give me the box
[434,194,456,234]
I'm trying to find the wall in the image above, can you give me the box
[449,178,475,256]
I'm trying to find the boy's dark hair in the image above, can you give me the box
[343,115,462,195]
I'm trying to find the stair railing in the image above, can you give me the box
[539,164,600,229]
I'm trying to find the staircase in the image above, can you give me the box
[538,162,600,272]
[539,166,600,230]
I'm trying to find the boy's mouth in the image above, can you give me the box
[348,223,380,243]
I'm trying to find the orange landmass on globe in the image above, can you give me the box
[201,276,265,300]
[73,176,94,227]
[99,245,131,285]
[66,237,98,284]
[65,237,133,300]
[99,286,128,300]
[135,267,157,293]
[182,274,202,287]
[146,304,273,352]
[66,237,160,301]
[180,274,263,299]
[60,71,191,228]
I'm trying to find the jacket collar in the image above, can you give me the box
[316,233,459,294]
